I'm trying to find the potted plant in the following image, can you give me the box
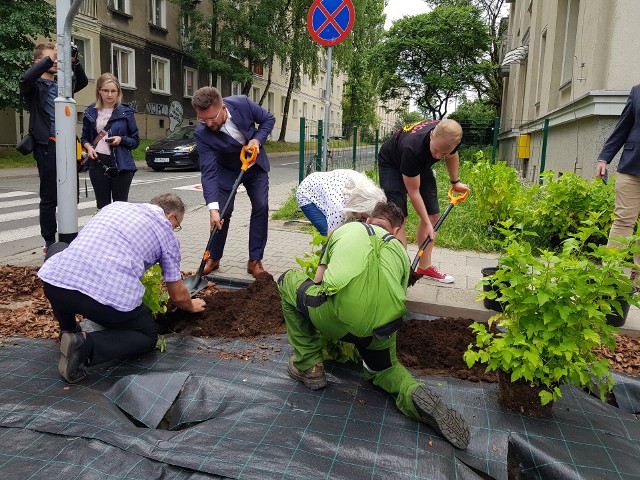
[464,220,640,416]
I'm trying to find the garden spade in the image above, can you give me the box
[410,187,468,271]
[183,145,258,297]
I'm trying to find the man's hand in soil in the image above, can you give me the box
[167,280,206,313]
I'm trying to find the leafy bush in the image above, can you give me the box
[531,172,614,247]
[465,222,640,405]
[141,264,169,316]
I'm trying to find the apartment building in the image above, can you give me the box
[9,0,399,144]
[499,0,640,182]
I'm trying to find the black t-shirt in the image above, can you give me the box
[378,120,459,177]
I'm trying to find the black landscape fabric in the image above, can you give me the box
[0,335,638,480]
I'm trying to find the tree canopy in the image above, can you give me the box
[370,3,492,119]
[0,0,55,110]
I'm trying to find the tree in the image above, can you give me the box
[338,0,386,139]
[370,4,492,119]
[426,0,507,112]
[0,0,55,111]
[449,97,496,144]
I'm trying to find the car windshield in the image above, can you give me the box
[164,126,195,141]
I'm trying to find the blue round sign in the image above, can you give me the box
[307,0,355,47]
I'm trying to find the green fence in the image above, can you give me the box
[297,117,499,183]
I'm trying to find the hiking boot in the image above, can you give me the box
[416,265,454,284]
[58,332,90,384]
[412,385,470,449]
[287,355,327,390]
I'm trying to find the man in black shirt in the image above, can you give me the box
[378,119,469,283]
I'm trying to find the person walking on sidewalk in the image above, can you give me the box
[378,119,470,283]
[596,83,640,285]
[191,86,275,279]
[38,194,206,384]
[278,202,470,450]
[20,42,88,253]
[296,169,387,236]
[81,73,139,210]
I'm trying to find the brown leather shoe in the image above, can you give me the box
[202,258,220,275]
[247,259,267,278]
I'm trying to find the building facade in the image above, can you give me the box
[498,0,640,182]
[9,0,401,145]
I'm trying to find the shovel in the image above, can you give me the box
[183,145,258,297]
[410,187,468,271]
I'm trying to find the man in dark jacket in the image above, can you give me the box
[191,86,275,278]
[596,83,640,282]
[20,42,88,253]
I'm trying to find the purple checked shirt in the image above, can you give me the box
[38,202,182,312]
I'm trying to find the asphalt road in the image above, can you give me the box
[0,152,300,257]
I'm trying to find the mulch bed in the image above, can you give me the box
[1,265,639,381]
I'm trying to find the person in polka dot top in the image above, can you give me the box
[296,169,386,236]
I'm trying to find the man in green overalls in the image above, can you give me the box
[278,202,470,450]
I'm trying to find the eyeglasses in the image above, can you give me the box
[168,213,182,232]
[197,106,224,125]
[97,159,118,178]
[100,89,118,95]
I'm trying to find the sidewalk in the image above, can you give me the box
[2,177,639,337]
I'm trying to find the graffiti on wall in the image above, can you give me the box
[145,101,184,132]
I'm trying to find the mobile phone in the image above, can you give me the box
[105,137,115,144]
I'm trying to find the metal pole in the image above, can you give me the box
[491,116,499,164]
[55,0,84,244]
[316,119,323,172]
[351,126,357,170]
[322,47,332,170]
[539,118,550,184]
[298,117,305,183]
[374,129,379,172]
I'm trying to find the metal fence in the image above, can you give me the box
[297,117,499,183]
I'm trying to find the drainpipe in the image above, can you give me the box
[539,118,549,184]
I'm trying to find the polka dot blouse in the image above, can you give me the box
[296,169,364,232]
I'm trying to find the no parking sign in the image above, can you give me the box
[307,0,355,47]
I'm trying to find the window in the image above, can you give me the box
[110,0,130,14]
[292,99,298,117]
[280,95,287,115]
[71,36,91,78]
[302,102,308,118]
[149,0,166,28]
[184,67,197,97]
[267,92,274,112]
[216,75,222,90]
[252,87,260,103]
[151,55,170,94]
[231,81,242,96]
[253,63,264,76]
[535,30,547,104]
[111,43,135,88]
[560,0,580,87]
[312,104,316,120]
[280,61,287,77]
[181,12,192,47]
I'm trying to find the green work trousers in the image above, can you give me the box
[278,269,423,421]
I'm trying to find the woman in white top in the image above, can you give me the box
[296,169,386,236]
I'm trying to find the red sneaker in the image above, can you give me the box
[416,265,455,284]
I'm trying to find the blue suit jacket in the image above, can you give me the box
[195,95,275,205]
[599,84,640,175]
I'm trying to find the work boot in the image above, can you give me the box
[202,258,220,275]
[287,355,327,390]
[58,332,90,384]
[412,385,470,449]
[247,259,267,278]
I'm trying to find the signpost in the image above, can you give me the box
[307,0,355,170]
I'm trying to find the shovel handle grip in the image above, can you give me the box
[447,187,468,205]
[240,145,258,171]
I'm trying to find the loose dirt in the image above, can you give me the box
[1,265,639,381]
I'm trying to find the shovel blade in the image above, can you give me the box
[183,275,209,297]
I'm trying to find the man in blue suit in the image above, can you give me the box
[596,83,640,281]
[191,87,275,278]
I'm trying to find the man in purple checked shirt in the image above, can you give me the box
[38,193,206,383]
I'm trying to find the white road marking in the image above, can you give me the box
[0,201,97,223]
[0,191,34,199]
